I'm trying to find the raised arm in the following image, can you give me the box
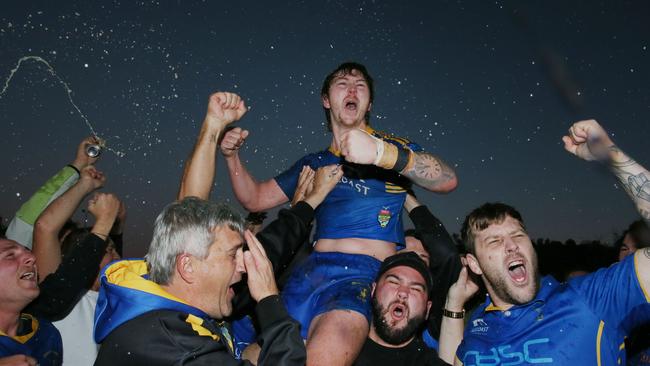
[403,193,463,340]
[339,129,457,193]
[27,193,120,320]
[563,118,650,298]
[177,92,247,200]
[221,127,289,212]
[32,165,105,281]
[6,136,100,249]
[439,266,478,365]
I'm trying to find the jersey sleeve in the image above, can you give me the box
[6,165,79,249]
[373,130,424,153]
[569,251,650,331]
[273,155,310,200]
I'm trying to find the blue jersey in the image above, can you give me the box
[274,127,422,245]
[0,314,62,366]
[457,251,650,366]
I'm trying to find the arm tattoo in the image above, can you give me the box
[607,145,650,225]
[402,152,456,191]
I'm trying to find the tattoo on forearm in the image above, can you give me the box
[415,154,442,180]
[404,153,455,190]
[628,173,650,202]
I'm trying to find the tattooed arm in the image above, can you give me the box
[562,119,650,224]
[400,151,457,193]
[339,129,458,193]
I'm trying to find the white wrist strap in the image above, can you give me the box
[373,136,384,166]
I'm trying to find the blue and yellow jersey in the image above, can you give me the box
[456,251,650,366]
[0,313,62,366]
[274,127,422,245]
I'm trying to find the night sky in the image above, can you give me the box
[1,1,648,256]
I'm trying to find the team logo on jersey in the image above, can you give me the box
[377,207,392,228]
[471,318,489,334]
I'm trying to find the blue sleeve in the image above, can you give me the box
[273,155,310,200]
[569,251,650,331]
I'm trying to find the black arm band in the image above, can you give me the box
[393,148,412,173]
[66,164,80,175]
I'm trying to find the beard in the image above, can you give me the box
[483,253,540,306]
[371,296,425,345]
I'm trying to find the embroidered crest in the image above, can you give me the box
[377,207,391,228]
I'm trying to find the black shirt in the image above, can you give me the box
[354,337,449,366]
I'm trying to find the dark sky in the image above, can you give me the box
[1,1,649,256]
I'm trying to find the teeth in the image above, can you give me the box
[20,272,34,280]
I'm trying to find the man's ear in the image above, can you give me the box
[425,300,432,319]
[322,94,331,109]
[370,282,377,297]
[465,253,483,276]
[176,253,195,284]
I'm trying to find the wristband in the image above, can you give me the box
[66,164,81,175]
[393,147,413,173]
[443,308,465,319]
[373,138,385,166]
[92,232,109,240]
[376,141,398,169]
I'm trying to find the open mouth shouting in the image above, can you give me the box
[388,301,409,322]
[344,98,358,111]
[507,258,527,285]
[19,267,38,289]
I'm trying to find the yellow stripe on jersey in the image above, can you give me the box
[366,126,411,148]
[455,355,464,366]
[2,314,39,344]
[596,320,605,366]
[186,314,219,341]
[634,250,650,302]
[385,183,406,193]
[386,188,406,193]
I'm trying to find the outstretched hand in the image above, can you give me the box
[290,165,316,207]
[205,92,247,130]
[303,164,343,209]
[562,119,614,162]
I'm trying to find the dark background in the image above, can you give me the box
[1,1,648,256]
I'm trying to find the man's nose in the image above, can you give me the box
[504,237,519,253]
[397,285,410,299]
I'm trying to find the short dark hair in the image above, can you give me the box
[376,252,433,298]
[617,220,650,250]
[320,62,375,131]
[461,203,525,254]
